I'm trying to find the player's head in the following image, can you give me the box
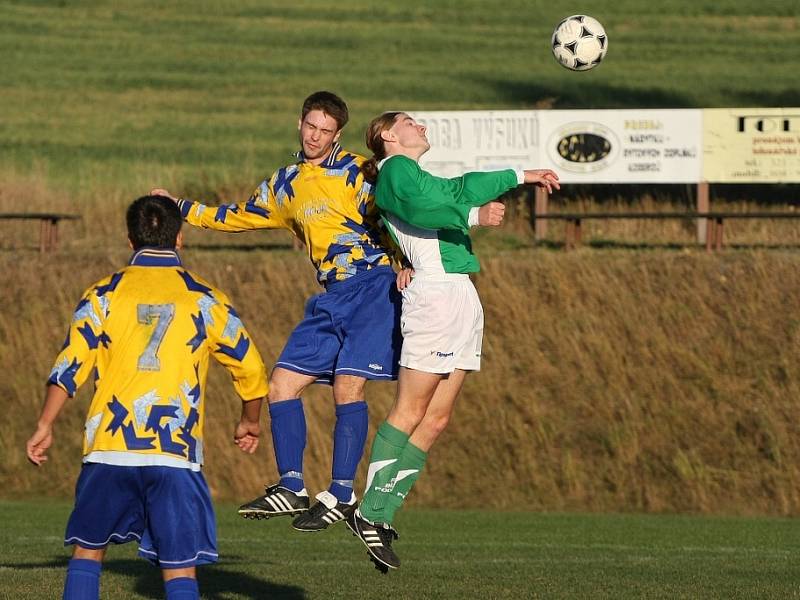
[362,112,429,183]
[298,91,349,164]
[127,195,183,250]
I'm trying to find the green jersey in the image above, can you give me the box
[375,155,520,274]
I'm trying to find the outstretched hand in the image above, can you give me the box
[523,169,561,194]
[234,420,260,454]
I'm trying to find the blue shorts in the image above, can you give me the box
[64,463,218,568]
[275,265,402,384]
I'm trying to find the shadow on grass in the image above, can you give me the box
[473,77,695,108]
[2,555,306,600]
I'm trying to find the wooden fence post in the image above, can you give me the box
[532,186,549,240]
[696,181,709,244]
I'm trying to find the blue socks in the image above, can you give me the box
[329,401,368,503]
[270,398,368,503]
[269,398,307,492]
[63,560,198,600]
[165,577,199,600]
[63,558,101,600]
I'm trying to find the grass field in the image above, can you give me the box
[4,5,800,596]
[1,0,799,193]
[2,500,800,599]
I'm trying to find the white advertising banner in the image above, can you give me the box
[412,109,703,183]
[703,108,800,183]
[538,109,702,183]
[412,110,540,178]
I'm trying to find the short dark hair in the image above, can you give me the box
[127,195,182,250]
[301,91,349,130]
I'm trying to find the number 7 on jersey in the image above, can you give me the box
[137,303,175,371]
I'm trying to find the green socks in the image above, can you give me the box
[360,421,428,525]
[383,441,427,524]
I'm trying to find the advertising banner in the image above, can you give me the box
[413,109,703,183]
[412,110,540,178]
[703,108,800,183]
[534,109,702,183]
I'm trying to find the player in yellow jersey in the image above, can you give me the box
[151,92,403,532]
[25,195,268,600]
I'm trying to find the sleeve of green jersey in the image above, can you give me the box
[378,157,472,231]
[378,157,519,231]
[449,170,519,207]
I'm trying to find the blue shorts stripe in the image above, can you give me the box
[138,548,219,566]
[65,532,142,548]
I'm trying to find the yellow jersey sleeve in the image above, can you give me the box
[177,176,289,232]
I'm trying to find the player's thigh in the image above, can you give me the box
[65,463,146,549]
[387,367,444,432]
[140,467,218,568]
[407,370,468,451]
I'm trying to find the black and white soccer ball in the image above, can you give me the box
[551,15,608,71]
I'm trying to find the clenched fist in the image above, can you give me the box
[478,201,505,227]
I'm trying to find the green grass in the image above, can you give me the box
[2,500,800,599]
[1,0,798,191]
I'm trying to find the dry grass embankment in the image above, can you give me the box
[2,241,799,516]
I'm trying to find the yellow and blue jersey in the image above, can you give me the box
[47,248,268,470]
[177,144,393,286]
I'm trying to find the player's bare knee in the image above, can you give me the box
[162,566,196,581]
[332,375,366,404]
[388,405,427,432]
[422,413,451,438]
[268,368,311,402]
[72,546,105,562]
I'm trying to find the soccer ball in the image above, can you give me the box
[551,15,608,71]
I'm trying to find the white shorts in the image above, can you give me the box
[399,273,484,374]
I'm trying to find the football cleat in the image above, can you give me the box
[238,483,309,520]
[292,490,356,532]
[345,508,400,571]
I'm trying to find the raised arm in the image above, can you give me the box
[151,171,291,233]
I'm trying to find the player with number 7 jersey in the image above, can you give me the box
[47,244,268,468]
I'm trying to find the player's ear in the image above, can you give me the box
[176,231,183,250]
[297,117,303,131]
[380,129,396,143]
[127,236,134,250]
[333,129,342,143]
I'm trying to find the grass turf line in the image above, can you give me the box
[2,500,799,599]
